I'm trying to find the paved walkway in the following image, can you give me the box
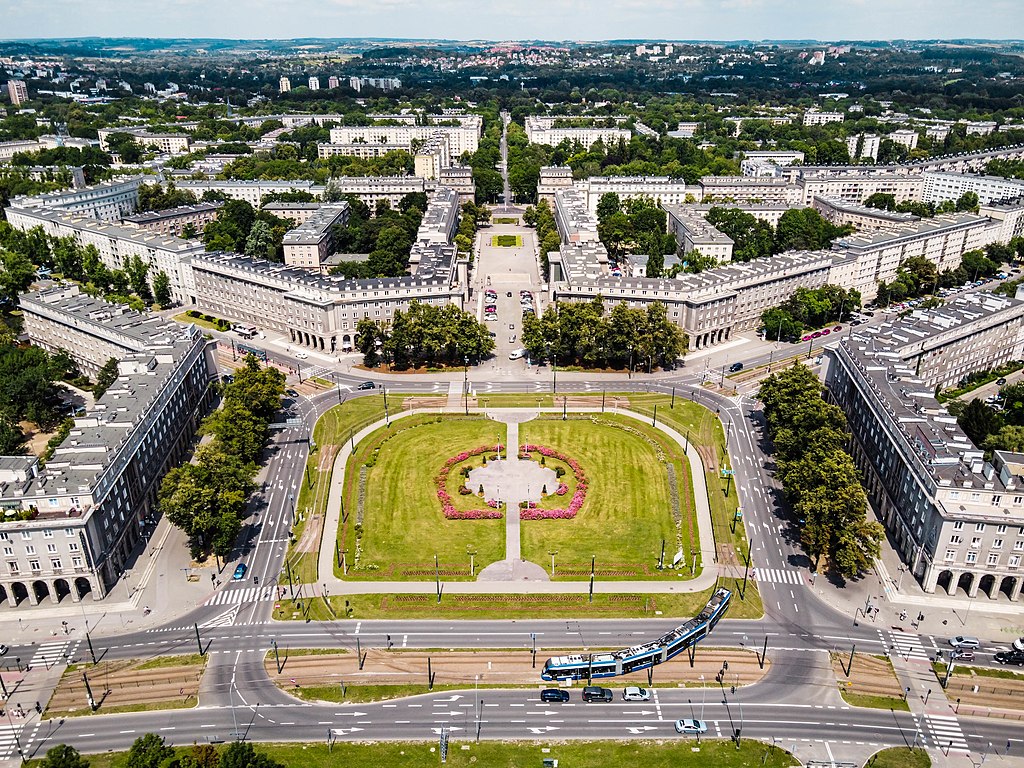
[316,405,721,594]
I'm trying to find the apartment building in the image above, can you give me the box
[7,79,28,106]
[1,286,216,606]
[524,117,632,148]
[922,172,1024,206]
[823,313,1024,600]
[803,110,845,126]
[328,123,479,156]
[846,134,881,161]
[10,177,142,221]
[279,77,291,93]
[553,189,600,244]
[282,203,350,269]
[415,188,461,245]
[536,166,576,206]
[437,167,475,203]
[97,128,190,155]
[890,129,920,150]
[664,205,734,263]
[797,174,925,206]
[812,196,920,231]
[413,133,452,180]
[261,202,322,225]
[4,206,203,304]
[700,176,800,204]
[122,202,223,237]
[575,176,700,212]
[317,142,410,159]
[0,139,42,160]
[308,77,320,91]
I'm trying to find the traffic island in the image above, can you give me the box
[829,652,909,711]
[44,654,207,717]
[263,647,768,704]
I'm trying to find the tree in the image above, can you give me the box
[0,413,27,455]
[983,425,1024,453]
[244,220,275,260]
[645,252,664,278]
[126,734,175,768]
[706,207,773,262]
[41,745,90,768]
[0,246,35,305]
[105,132,143,163]
[125,255,151,301]
[152,270,172,307]
[863,193,897,211]
[760,307,802,341]
[596,192,621,222]
[94,357,120,399]
[774,208,851,253]
[957,399,1002,446]
[180,745,220,768]
[219,742,283,768]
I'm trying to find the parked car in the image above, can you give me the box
[540,688,570,702]
[675,719,708,734]
[357,381,376,390]
[232,563,248,580]
[949,635,981,649]
[622,686,651,701]
[581,686,613,702]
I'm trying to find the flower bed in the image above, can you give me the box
[436,444,505,520]
[518,444,587,520]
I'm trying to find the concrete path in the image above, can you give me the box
[317,405,720,594]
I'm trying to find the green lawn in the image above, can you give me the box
[492,217,518,224]
[39,740,798,768]
[285,395,402,583]
[864,748,931,768]
[274,579,762,621]
[839,690,910,711]
[173,312,224,331]
[491,234,523,247]
[518,417,679,578]
[338,417,506,579]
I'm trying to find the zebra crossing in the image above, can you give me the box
[0,723,25,761]
[752,567,804,585]
[925,714,970,753]
[204,585,278,607]
[29,639,79,668]
[888,629,931,662]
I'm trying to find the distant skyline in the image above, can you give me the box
[2,0,1023,44]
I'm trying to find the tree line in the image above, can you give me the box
[758,364,884,579]
[158,356,285,560]
[521,298,687,371]
[522,199,560,278]
[326,193,427,279]
[863,191,979,219]
[704,206,853,265]
[875,242,1019,307]
[595,193,677,273]
[952,380,1024,455]
[760,285,861,341]
[356,300,495,370]
[37,733,283,768]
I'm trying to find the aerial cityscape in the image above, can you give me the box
[2,11,1024,768]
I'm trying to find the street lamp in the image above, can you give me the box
[548,550,558,577]
[464,355,469,416]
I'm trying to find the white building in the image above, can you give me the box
[922,172,1024,206]
[308,77,320,91]
[803,110,845,126]
[279,77,291,93]
[282,203,350,270]
[524,116,632,148]
[664,205,734,263]
[890,129,920,151]
[9,177,142,221]
[846,134,881,161]
[328,123,480,156]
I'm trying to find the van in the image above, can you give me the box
[948,635,980,649]
[582,686,613,702]
[509,348,527,360]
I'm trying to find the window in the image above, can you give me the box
[68,542,79,552]
[950,536,962,545]
[1011,555,1021,569]
[994,539,1004,549]
[976,523,986,532]
[2,546,10,556]
[953,521,964,530]
[7,561,18,574]
[28,559,40,571]
[971,537,982,548]
[945,549,956,562]
[987,552,999,566]
[998,525,1008,534]
[65,527,74,537]
[72,557,83,568]
[966,552,978,564]
[50,558,61,570]
[42,529,53,538]
[25,545,35,555]
[20,531,31,540]
[1016,540,1024,551]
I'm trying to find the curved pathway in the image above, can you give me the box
[316,404,720,594]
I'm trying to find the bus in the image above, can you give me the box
[541,587,732,681]
[233,324,258,339]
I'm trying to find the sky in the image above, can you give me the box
[1,0,1022,42]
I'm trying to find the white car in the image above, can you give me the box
[295,351,308,360]
[675,719,707,734]
[623,686,651,701]
[1013,637,1024,652]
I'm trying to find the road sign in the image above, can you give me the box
[440,727,449,763]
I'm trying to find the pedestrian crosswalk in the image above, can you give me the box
[0,723,24,761]
[752,567,805,585]
[925,714,969,753]
[888,629,931,662]
[204,585,278,606]
[30,639,79,669]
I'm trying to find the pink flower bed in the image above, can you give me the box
[518,444,588,520]
[436,444,505,520]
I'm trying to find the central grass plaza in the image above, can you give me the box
[326,403,712,582]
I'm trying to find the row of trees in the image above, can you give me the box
[595,193,677,271]
[454,200,491,256]
[40,734,283,768]
[759,364,884,579]
[863,191,979,218]
[158,356,284,560]
[327,194,427,279]
[0,344,79,454]
[523,199,561,278]
[521,298,687,370]
[356,300,495,370]
[137,181,199,212]
[875,243,1016,307]
[760,285,861,341]
[705,206,854,263]
[952,380,1024,454]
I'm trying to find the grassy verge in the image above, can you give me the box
[285,682,527,704]
[53,699,195,718]
[864,747,931,768]
[173,312,223,331]
[839,690,910,711]
[135,654,206,670]
[273,579,761,621]
[933,661,1024,680]
[34,740,798,768]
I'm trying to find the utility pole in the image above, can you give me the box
[194,623,205,656]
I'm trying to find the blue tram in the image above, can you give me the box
[540,587,732,681]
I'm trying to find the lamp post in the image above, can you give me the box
[464,355,469,415]
[467,547,476,578]
[548,550,558,577]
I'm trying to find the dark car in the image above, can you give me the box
[285,388,299,397]
[728,362,744,373]
[995,651,1024,666]
[540,688,570,702]
[357,381,376,390]
[998,378,1008,386]
[581,686,613,702]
